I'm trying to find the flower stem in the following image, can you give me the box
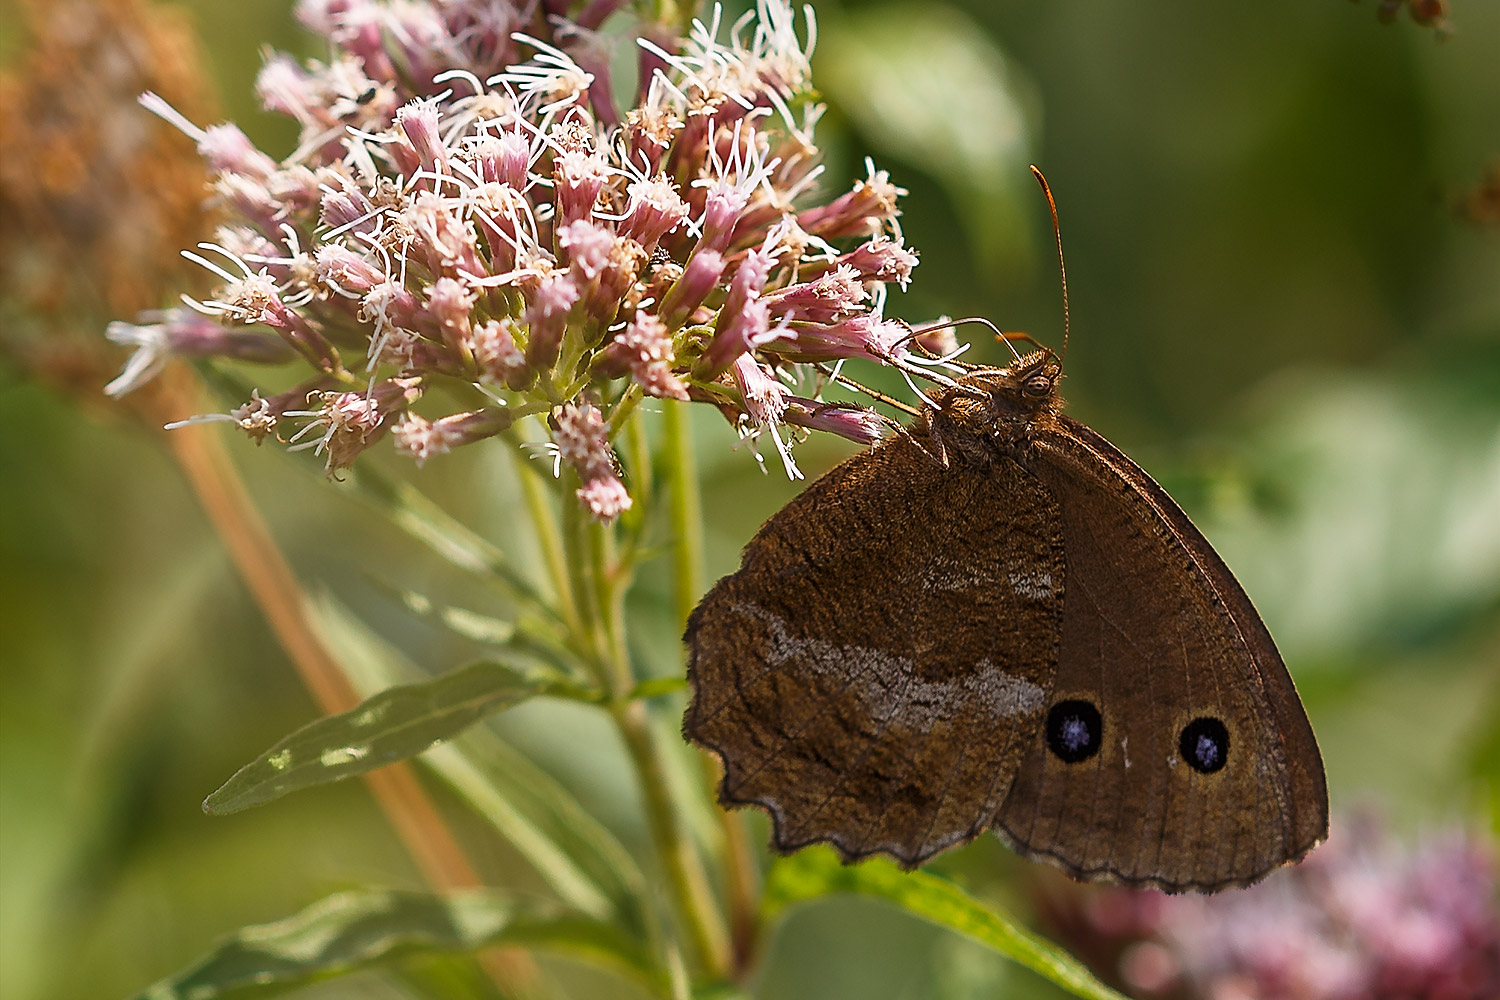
[663,401,703,628]
[579,499,731,980]
[662,401,761,974]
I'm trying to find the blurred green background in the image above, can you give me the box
[1,1,1496,998]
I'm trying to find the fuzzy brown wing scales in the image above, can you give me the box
[685,434,1067,867]
[994,416,1328,891]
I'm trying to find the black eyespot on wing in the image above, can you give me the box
[1045,700,1102,764]
[1179,717,1229,774]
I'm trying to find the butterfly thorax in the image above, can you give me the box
[920,351,1065,467]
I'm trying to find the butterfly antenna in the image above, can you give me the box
[898,316,1042,364]
[815,364,922,417]
[1031,165,1070,367]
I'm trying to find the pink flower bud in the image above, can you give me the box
[595,313,689,400]
[832,236,920,288]
[402,192,484,278]
[764,314,911,364]
[471,318,531,390]
[697,249,776,377]
[577,475,632,522]
[524,272,580,371]
[783,398,887,445]
[472,130,531,189]
[763,265,867,324]
[796,167,907,240]
[289,376,421,475]
[659,249,724,328]
[699,183,750,253]
[396,99,448,177]
[558,219,615,283]
[199,124,278,180]
[425,277,475,353]
[104,311,295,396]
[553,149,610,226]
[585,238,647,323]
[551,402,631,522]
[619,176,689,250]
[317,244,386,294]
[394,407,513,465]
[731,355,787,429]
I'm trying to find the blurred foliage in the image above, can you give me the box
[1,1,1497,999]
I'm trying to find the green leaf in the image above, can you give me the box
[349,463,562,624]
[372,577,590,681]
[132,888,658,1000]
[304,593,647,928]
[629,676,688,701]
[204,660,585,814]
[426,731,649,927]
[763,848,1129,1000]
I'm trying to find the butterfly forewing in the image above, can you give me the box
[685,432,1067,866]
[993,415,1328,890]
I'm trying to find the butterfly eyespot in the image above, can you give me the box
[1179,717,1229,774]
[1045,700,1102,763]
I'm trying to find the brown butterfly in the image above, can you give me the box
[682,173,1327,893]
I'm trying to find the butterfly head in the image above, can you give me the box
[920,349,1063,462]
[953,349,1063,416]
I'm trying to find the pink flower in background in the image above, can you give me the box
[1038,813,1500,1000]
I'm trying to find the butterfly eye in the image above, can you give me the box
[1023,374,1052,397]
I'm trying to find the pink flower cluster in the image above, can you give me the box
[1039,813,1500,1000]
[107,0,920,519]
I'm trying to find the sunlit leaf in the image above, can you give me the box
[204,659,591,814]
[132,889,657,1000]
[763,848,1128,1000]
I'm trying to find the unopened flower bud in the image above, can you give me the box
[551,402,631,522]
[394,406,513,465]
[659,249,724,328]
[783,398,887,445]
[524,272,580,371]
[472,318,531,390]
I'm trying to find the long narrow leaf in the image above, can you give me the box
[434,726,649,929]
[306,593,647,929]
[132,889,658,1000]
[763,848,1129,1000]
[204,660,584,814]
[350,463,561,623]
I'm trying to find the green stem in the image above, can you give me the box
[508,426,585,644]
[611,700,731,980]
[587,510,731,980]
[662,400,763,974]
[662,401,703,629]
